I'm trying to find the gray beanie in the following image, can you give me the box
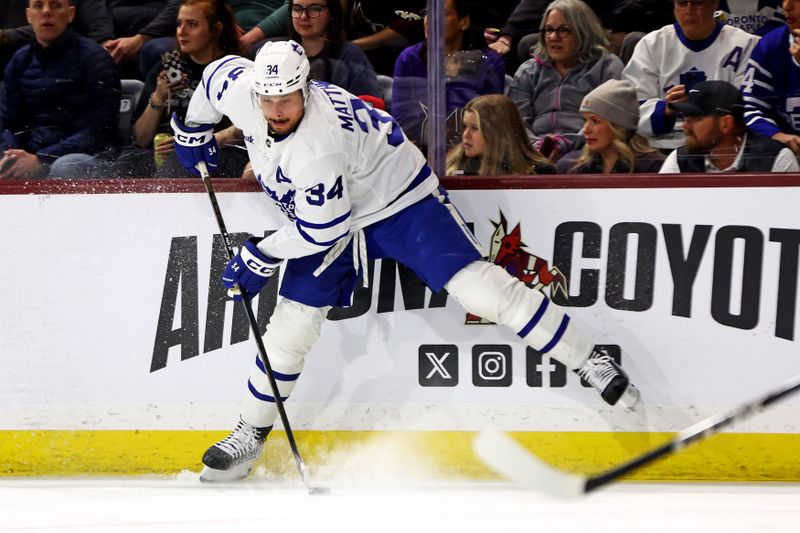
[579,79,640,131]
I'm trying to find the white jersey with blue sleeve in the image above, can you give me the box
[184,56,439,262]
[623,23,759,149]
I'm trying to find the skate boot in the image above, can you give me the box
[575,347,640,409]
[199,418,271,482]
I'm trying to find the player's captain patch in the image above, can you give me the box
[466,213,567,325]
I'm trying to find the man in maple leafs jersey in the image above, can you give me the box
[622,0,758,149]
[741,0,800,154]
[171,40,640,482]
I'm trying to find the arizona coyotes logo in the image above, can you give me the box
[466,213,568,324]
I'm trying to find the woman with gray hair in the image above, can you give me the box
[506,0,623,160]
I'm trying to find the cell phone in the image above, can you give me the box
[539,135,555,158]
[680,70,706,93]
[161,49,186,84]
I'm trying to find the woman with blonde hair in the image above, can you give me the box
[558,79,664,174]
[446,94,554,176]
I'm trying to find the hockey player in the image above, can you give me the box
[622,0,759,150]
[171,40,640,482]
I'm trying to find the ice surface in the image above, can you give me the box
[1,475,798,533]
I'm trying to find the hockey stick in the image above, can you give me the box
[196,161,328,495]
[474,372,800,498]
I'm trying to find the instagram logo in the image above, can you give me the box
[472,345,512,387]
[479,352,507,380]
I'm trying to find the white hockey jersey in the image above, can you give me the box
[623,23,759,149]
[185,55,438,261]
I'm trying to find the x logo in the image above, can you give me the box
[419,345,458,387]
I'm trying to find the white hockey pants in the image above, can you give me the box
[445,260,592,369]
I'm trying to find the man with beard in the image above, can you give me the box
[659,80,799,172]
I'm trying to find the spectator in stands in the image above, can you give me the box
[623,0,758,150]
[238,0,291,55]
[140,0,291,76]
[558,79,664,173]
[742,0,800,154]
[1,0,113,77]
[660,80,800,172]
[507,0,623,161]
[347,0,426,76]
[487,0,549,65]
[392,0,505,149]
[0,0,120,179]
[446,94,555,175]
[600,0,675,63]
[717,0,784,36]
[113,0,247,178]
[105,1,169,43]
[101,0,182,77]
[487,0,672,68]
[288,0,378,97]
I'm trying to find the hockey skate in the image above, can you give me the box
[199,418,271,482]
[575,347,640,409]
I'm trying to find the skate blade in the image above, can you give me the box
[199,461,254,483]
[618,383,640,410]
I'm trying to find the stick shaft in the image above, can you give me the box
[585,373,800,493]
[196,162,311,487]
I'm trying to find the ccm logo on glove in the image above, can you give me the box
[242,245,279,276]
[170,112,220,176]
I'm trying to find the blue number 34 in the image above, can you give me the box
[350,97,403,147]
[305,175,344,206]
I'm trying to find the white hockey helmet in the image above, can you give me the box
[252,40,311,96]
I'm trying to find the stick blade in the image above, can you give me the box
[473,427,586,499]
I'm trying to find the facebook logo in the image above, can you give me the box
[472,345,512,387]
[418,345,458,387]
[526,347,567,388]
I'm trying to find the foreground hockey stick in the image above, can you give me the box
[196,162,328,495]
[474,372,800,498]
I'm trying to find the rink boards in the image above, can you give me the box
[1,175,799,481]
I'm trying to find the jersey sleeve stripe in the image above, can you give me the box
[752,79,774,91]
[296,210,352,229]
[747,59,772,78]
[745,116,777,127]
[650,100,674,135]
[385,164,433,209]
[205,55,243,101]
[296,225,350,247]
[743,96,772,110]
